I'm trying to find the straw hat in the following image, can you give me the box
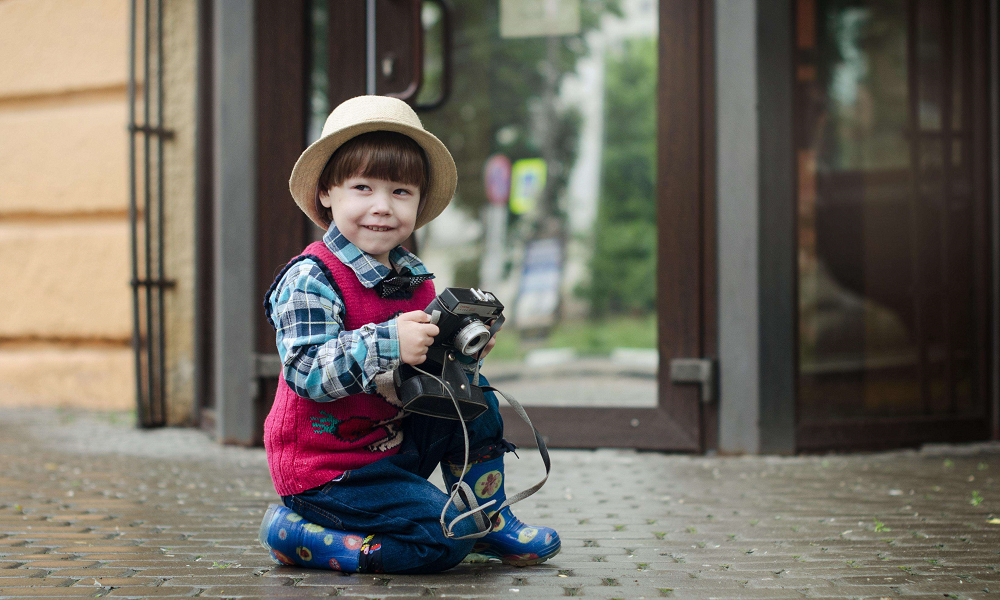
[289,95,457,230]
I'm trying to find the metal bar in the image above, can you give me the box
[127,0,144,428]
[716,0,761,453]
[960,0,983,418]
[193,0,214,424]
[366,0,376,94]
[155,0,167,425]
[127,124,175,138]
[942,0,955,413]
[212,0,258,445]
[142,0,155,427]
[991,0,1000,439]
[906,0,931,414]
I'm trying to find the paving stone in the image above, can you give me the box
[44,569,132,578]
[0,408,997,600]
[0,587,101,597]
[70,577,145,587]
[0,578,78,588]
[22,561,101,569]
[196,585,332,598]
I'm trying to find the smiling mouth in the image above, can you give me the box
[363,225,393,232]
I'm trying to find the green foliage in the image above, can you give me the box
[585,37,658,317]
[418,0,621,220]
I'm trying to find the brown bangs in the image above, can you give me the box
[319,131,428,197]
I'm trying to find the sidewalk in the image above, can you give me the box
[0,408,997,600]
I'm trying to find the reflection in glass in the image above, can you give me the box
[308,0,330,143]
[795,0,985,422]
[412,0,660,407]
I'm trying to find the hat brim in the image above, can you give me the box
[289,119,457,231]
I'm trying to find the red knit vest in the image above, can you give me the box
[263,241,436,496]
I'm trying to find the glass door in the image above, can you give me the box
[309,0,715,450]
[793,0,993,449]
[413,0,660,411]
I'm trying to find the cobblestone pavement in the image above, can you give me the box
[0,408,998,599]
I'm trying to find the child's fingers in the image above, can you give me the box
[398,310,431,324]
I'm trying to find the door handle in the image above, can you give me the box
[670,358,717,404]
[382,0,425,101]
[413,0,452,111]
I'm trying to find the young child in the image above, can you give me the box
[258,95,560,574]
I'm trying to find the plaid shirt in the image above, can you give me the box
[267,224,433,401]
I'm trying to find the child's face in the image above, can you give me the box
[320,176,420,267]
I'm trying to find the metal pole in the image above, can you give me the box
[906,0,931,414]
[155,0,167,425]
[941,1,955,412]
[127,0,144,426]
[367,0,376,94]
[143,0,155,426]
[990,0,1000,439]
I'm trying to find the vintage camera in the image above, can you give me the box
[394,288,505,420]
[424,288,504,356]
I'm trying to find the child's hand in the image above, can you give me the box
[480,327,500,358]
[397,310,439,365]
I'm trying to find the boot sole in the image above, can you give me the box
[467,544,561,567]
[503,545,561,567]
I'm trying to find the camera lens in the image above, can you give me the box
[454,319,491,356]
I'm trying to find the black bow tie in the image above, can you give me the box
[375,267,433,299]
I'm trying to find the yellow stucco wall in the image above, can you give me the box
[0,0,130,98]
[0,0,197,422]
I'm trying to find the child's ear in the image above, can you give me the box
[317,188,333,208]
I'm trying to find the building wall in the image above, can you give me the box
[0,0,197,423]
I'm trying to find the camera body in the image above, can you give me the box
[395,288,505,420]
[425,288,504,356]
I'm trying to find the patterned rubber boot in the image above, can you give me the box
[442,455,560,566]
[258,504,383,572]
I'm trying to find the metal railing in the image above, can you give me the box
[127,0,174,427]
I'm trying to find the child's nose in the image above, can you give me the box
[370,192,392,214]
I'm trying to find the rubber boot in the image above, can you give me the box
[442,455,560,566]
[258,504,383,572]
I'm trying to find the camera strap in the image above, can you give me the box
[480,385,551,513]
[438,386,551,541]
[412,359,551,541]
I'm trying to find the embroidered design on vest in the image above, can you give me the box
[310,410,402,452]
[367,427,402,453]
[310,411,342,435]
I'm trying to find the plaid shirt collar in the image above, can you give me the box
[323,224,431,289]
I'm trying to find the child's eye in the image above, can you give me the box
[353,184,371,191]
[394,188,413,196]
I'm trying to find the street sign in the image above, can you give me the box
[509,158,546,215]
[483,154,512,206]
[514,238,562,330]
[500,0,581,38]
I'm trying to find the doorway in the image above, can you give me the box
[250,0,718,451]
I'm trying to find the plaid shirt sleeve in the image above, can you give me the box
[268,258,401,401]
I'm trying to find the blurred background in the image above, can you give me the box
[0,0,996,454]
